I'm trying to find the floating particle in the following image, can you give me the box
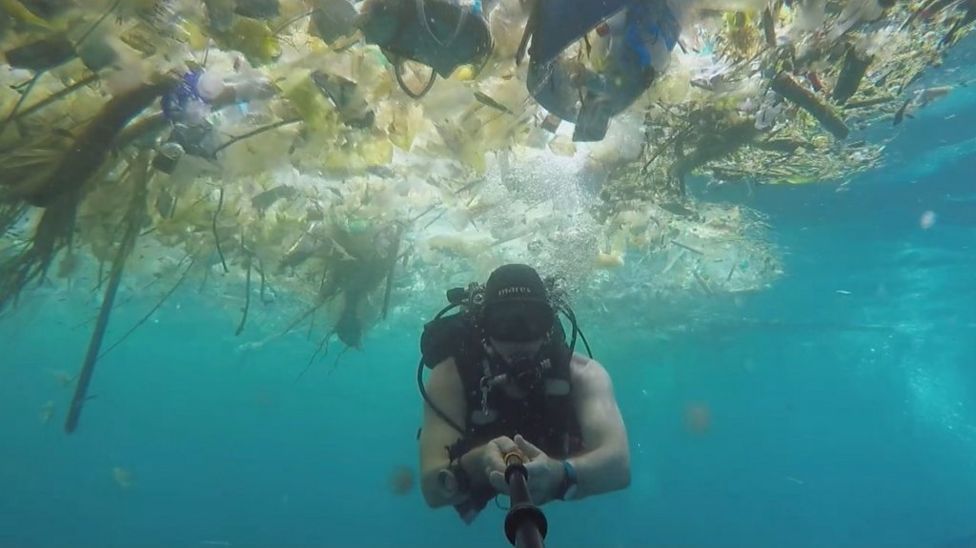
[39,401,55,424]
[920,210,937,229]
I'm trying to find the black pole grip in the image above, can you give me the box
[503,463,548,548]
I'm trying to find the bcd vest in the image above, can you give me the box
[422,313,582,461]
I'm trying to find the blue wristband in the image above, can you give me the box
[556,459,578,500]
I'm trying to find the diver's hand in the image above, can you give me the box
[467,435,517,487]
[488,434,566,504]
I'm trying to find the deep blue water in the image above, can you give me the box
[3,56,976,548]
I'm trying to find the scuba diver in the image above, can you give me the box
[417,264,630,523]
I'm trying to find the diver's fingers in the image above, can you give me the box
[489,470,509,494]
[483,437,517,478]
[483,448,506,475]
[491,435,518,455]
[514,434,544,459]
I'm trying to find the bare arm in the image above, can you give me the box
[418,358,503,508]
[566,356,631,499]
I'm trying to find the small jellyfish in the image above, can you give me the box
[112,467,134,490]
[388,465,415,496]
[683,402,712,435]
[48,369,73,387]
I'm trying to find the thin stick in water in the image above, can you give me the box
[381,225,403,320]
[256,259,271,303]
[692,269,714,296]
[235,255,252,336]
[296,331,332,382]
[328,345,351,377]
[212,187,229,273]
[76,0,122,45]
[213,118,301,156]
[273,9,317,35]
[671,239,705,255]
[94,260,105,293]
[65,153,150,434]
[307,305,316,340]
[0,73,40,137]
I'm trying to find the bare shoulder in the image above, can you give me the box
[422,357,466,428]
[426,357,463,396]
[569,354,613,392]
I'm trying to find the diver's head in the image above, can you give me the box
[481,264,555,389]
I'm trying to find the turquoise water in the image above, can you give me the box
[3,54,976,548]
